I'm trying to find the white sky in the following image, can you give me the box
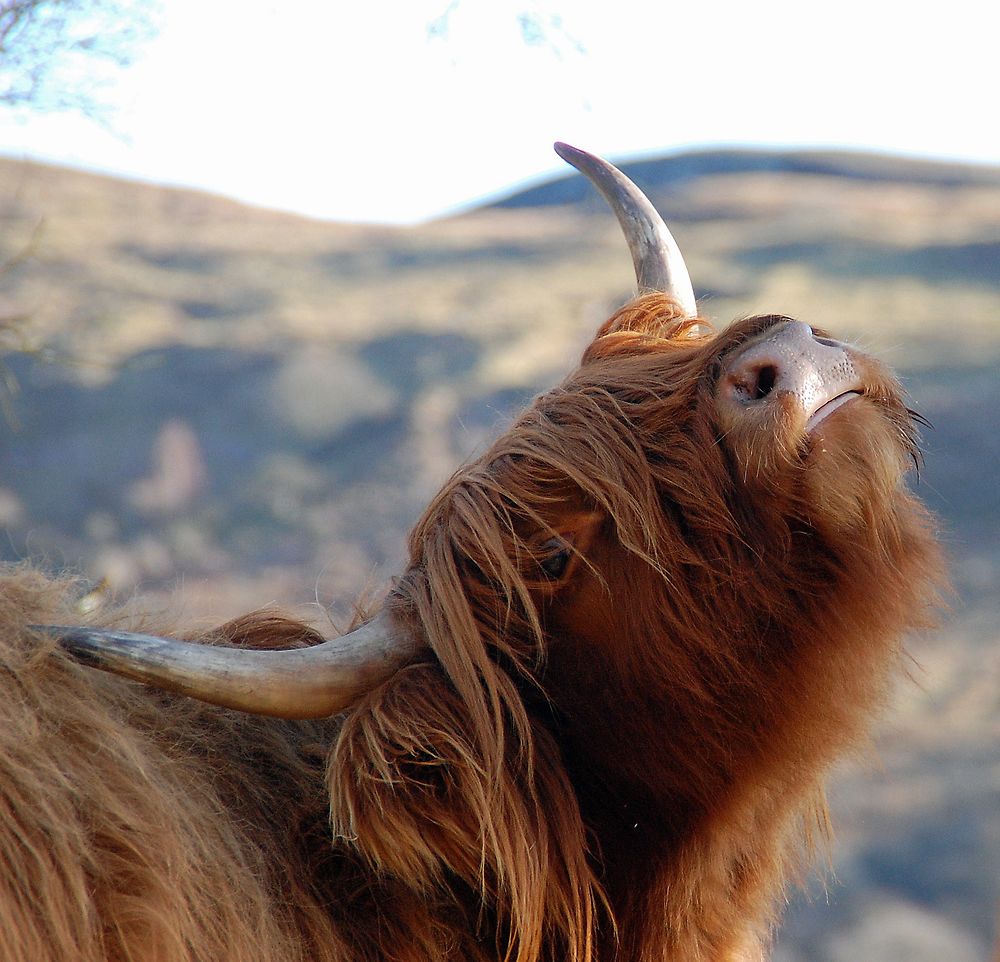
[1,0,998,224]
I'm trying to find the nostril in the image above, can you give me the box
[752,364,778,400]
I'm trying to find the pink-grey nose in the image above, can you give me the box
[723,321,863,429]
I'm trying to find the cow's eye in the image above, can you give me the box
[539,539,572,579]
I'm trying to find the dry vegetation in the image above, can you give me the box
[0,149,998,959]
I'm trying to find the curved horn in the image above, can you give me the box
[37,608,421,719]
[554,142,697,316]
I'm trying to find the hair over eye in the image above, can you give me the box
[538,539,572,580]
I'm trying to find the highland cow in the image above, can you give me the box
[1,144,942,962]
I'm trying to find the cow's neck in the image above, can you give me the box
[554,713,789,962]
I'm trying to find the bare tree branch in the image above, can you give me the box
[0,0,158,117]
[427,1,586,58]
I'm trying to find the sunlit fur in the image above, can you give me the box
[0,573,347,962]
[0,293,943,961]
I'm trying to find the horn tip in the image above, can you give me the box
[553,141,582,165]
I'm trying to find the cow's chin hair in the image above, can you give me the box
[800,399,915,536]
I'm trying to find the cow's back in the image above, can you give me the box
[0,566,347,962]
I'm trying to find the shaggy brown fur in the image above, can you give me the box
[0,571,350,962]
[0,294,943,962]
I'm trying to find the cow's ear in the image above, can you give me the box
[530,511,603,589]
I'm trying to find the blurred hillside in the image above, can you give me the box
[1,148,998,960]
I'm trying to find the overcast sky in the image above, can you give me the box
[1,0,996,223]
